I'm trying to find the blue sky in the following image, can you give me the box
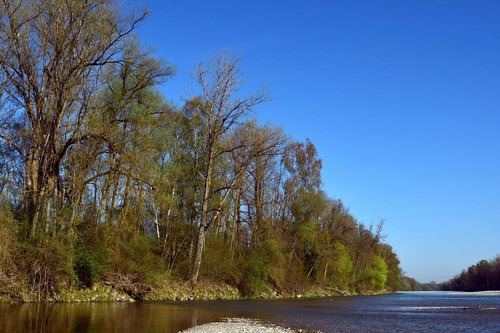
[133,0,500,283]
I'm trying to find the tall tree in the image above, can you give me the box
[188,54,267,285]
[0,0,172,238]
[242,122,286,247]
[282,139,325,278]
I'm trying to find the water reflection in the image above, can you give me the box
[0,302,243,333]
[1,292,500,333]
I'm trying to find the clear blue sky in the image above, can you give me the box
[133,0,500,283]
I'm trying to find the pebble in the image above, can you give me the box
[180,318,298,333]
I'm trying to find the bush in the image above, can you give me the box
[0,203,16,266]
[358,255,388,291]
[239,232,286,296]
[242,255,269,295]
[328,242,353,290]
[74,250,104,288]
[0,202,22,300]
[261,237,286,288]
[18,237,74,300]
[101,228,165,299]
[199,235,241,284]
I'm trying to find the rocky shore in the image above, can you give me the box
[180,318,301,333]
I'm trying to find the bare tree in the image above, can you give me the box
[222,121,286,252]
[188,54,267,285]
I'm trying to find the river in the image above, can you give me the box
[1,291,499,332]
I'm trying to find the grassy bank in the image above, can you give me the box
[0,277,387,303]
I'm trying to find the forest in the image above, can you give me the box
[0,0,403,301]
[441,256,500,292]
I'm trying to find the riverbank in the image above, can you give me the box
[145,280,371,302]
[0,278,380,303]
[3,290,499,333]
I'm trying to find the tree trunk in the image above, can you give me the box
[190,223,206,285]
[229,181,241,253]
[26,147,42,239]
[253,162,263,246]
[189,147,214,285]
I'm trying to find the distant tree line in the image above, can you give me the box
[0,0,403,300]
[398,276,422,291]
[441,256,500,292]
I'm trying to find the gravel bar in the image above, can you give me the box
[180,318,303,333]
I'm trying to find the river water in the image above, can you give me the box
[0,292,499,332]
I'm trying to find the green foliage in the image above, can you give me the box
[329,242,353,289]
[359,255,389,291]
[239,233,287,296]
[380,244,402,291]
[262,236,287,288]
[74,249,105,288]
[0,202,15,265]
[108,232,163,282]
[243,255,269,296]
[441,256,500,291]
[291,191,326,225]
[102,230,166,299]
[297,219,319,252]
[17,237,75,299]
[0,0,405,298]
[199,236,241,284]
[296,219,320,279]
[0,202,22,300]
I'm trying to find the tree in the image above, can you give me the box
[360,255,388,291]
[441,256,500,291]
[0,0,173,239]
[282,139,325,279]
[327,242,353,289]
[379,243,401,291]
[188,54,267,285]
[231,121,286,249]
[0,2,405,299]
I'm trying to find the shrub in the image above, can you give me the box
[0,202,16,266]
[358,255,388,291]
[0,202,22,300]
[18,237,74,300]
[240,255,269,296]
[261,236,286,288]
[328,242,353,290]
[199,235,241,284]
[102,228,165,299]
[74,250,105,288]
[239,232,287,296]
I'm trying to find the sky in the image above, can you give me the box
[132,0,500,283]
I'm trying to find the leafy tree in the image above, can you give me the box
[441,256,500,291]
[328,242,354,290]
[0,1,404,299]
[359,255,388,291]
[0,0,173,239]
[282,140,325,280]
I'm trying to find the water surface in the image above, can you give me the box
[1,292,499,332]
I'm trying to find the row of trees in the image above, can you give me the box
[441,256,500,292]
[0,0,402,299]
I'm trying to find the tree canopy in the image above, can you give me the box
[441,256,500,292]
[0,0,404,301]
